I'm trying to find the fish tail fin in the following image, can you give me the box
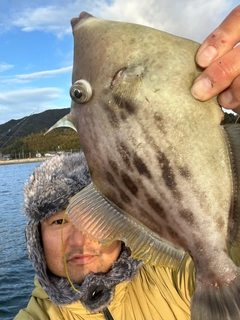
[191,270,240,320]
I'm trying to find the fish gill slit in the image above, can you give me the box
[110,67,127,88]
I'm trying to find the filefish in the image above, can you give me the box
[48,12,240,319]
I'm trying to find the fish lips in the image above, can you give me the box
[71,11,94,29]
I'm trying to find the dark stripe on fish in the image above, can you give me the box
[117,142,132,168]
[108,159,119,175]
[137,207,163,232]
[133,153,152,179]
[121,172,139,195]
[106,171,118,187]
[216,216,225,231]
[153,112,167,135]
[167,226,181,242]
[178,166,192,179]
[147,196,166,219]
[120,111,128,121]
[179,208,194,225]
[102,102,120,127]
[157,151,181,200]
[120,189,132,204]
[113,94,137,115]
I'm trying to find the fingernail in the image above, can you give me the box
[218,89,233,108]
[196,46,218,67]
[191,77,212,100]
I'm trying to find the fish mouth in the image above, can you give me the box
[71,11,94,29]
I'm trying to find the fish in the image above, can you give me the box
[47,12,240,319]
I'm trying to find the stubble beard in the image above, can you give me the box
[64,248,103,284]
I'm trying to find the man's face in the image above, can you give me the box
[41,211,122,284]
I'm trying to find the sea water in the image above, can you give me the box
[0,162,40,320]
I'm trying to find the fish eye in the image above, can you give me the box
[69,79,92,103]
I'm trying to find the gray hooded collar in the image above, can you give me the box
[24,153,142,313]
[25,221,141,313]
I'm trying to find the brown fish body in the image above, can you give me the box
[62,13,240,319]
[70,14,231,250]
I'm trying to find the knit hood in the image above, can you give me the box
[24,152,142,313]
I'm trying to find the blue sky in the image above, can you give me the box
[0,0,238,124]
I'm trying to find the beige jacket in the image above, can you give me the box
[14,254,195,320]
[14,245,240,320]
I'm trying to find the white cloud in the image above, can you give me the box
[0,63,14,73]
[98,0,234,42]
[6,0,236,41]
[0,66,72,123]
[10,0,101,37]
[0,66,72,85]
[0,87,66,123]
[16,66,72,81]
[13,6,71,37]
[0,87,61,104]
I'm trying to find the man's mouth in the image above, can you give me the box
[68,254,96,265]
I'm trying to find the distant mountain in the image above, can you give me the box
[0,108,70,151]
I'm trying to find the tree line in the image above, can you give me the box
[5,128,81,159]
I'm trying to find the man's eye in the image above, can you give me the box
[53,219,67,225]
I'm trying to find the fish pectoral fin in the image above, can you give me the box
[66,182,185,268]
[224,124,240,246]
[44,114,77,135]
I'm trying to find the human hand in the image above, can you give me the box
[191,6,240,114]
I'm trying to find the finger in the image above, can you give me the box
[196,6,240,67]
[191,45,240,101]
[233,105,240,115]
[218,75,240,113]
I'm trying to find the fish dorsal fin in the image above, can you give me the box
[224,124,240,245]
[66,182,184,268]
[44,114,77,135]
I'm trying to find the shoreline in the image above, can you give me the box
[0,157,49,166]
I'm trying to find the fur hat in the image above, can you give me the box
[24,152,142,312]
[24,152,91,222]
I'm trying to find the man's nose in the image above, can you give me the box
[67,224,86,246]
